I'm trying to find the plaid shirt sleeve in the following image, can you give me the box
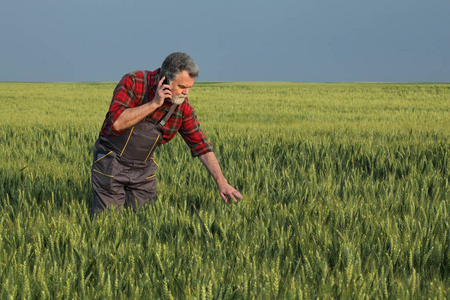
[178,101,214,157]
[101,71,145,137]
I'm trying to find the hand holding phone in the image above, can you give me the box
[153,76,172,106]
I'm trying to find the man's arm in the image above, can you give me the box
[113,101,161,131]
[198,152,243,203]
[113,76,171,131]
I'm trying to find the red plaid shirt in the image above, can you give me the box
[100,69,213,157]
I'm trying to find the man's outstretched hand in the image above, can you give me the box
[217,179,243,203]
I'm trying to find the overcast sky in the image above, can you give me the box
[1,0,449,82]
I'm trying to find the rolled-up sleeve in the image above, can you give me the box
[179,105,214,157]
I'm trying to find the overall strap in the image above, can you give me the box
[158,104,178,127]
[142,71,149,103]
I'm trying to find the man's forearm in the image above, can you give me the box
[198,152,227,185]
[113,101,160,132]
[198,151,243,202]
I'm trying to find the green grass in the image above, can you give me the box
[0,81,449,299]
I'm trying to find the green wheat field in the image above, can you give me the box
[0,81,449,299]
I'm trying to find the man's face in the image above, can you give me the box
[169,70,195,105]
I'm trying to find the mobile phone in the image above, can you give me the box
[162,76,169,86]
[162,75,171,100]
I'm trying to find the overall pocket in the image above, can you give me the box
[92,151,115,178]
[120,122,163,162]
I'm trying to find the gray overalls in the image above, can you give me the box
[91,72,177,214]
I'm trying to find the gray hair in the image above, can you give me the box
[160,52,199,82]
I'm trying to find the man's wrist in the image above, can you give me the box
[148,99,161,108]
[216,176,228,187]
[149,95,165,108]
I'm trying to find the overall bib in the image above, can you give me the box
[91,72,177,214]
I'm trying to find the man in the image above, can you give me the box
[91,52,242,215]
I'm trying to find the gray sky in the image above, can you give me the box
[1,0,449,82]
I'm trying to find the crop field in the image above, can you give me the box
[0,81,449,299]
